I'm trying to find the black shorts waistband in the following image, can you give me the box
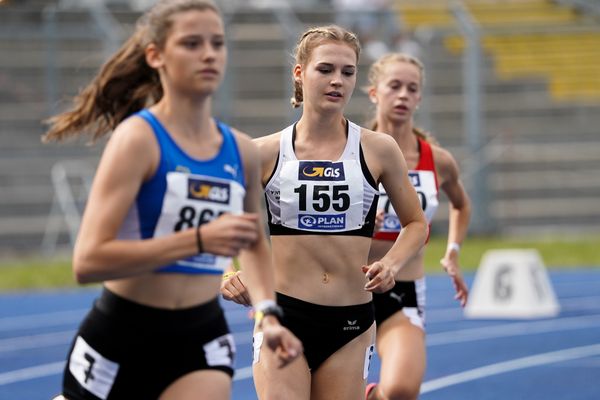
[276,292,374,318]
[95,287,223,328]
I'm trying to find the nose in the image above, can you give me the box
[330,72,343,87]
[203,43,217,62]
[398,86,409,99]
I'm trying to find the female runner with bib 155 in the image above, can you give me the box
[365,53,472,400]
[221,26,429,400]
[44,1,302,399]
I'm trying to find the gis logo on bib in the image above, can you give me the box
[298,214,346,230]
[409,172,421,187]
[188,179,230,204]
[299,161,345,181]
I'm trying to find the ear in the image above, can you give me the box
[367,86,378,104]
[145,43,164,70]
[293,64,303,83]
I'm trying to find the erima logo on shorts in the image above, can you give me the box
[298,161,345,181]
[188,179,230,204]
[298,214,346,230]
[343,319,360,331]
[409,172,421,187]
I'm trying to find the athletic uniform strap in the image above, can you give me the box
[374,136,439,241]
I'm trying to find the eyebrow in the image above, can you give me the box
[316,62,356,69]
[389,79,419,85]
[178,33,225,40]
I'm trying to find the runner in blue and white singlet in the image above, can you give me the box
[119,109,246,275]
[44,3,302,399]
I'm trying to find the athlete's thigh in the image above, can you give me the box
[311,323,376,400]
[159,370,231,400]
[253,333,311,400]
[377,312,426,387]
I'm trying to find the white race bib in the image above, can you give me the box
[279,160,364,232]
[377,170,438,232]
[154,172,245,272]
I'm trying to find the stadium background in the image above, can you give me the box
[1,1,600,399]
[1,0,600,257]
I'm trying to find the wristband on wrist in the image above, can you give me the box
[447,242,461,254]
[196,226,204,253]
[254,300,284,328]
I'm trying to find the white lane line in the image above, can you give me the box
[427,314,600,346]
[0,292,596,332]
[0,310,87,332]
[4,336,600,386]
[0,331,74,353]
[0,329,251,354]
[233,366,253,381]
[0,306,252,333]
[2,313,600,356]
[427,295,600,323]
[0,361,65,385]
[420,343,600,394]
[0,360,254,386]
[8,342,598,387]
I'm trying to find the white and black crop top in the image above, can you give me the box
[264,120,379,237]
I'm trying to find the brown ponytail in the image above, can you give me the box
[43,29,160,143]
[43,0,219,142]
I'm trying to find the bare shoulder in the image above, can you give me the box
[229,127,256,151]
[252,131,282,159]
[431,143,460,175]
[109,114,156,155]
[227,128,261,173]
[360,127,402,157]
[93,113,158,185]
[253,131,280,148]
[359,127,407,181]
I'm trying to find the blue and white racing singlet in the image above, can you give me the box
[264,120,379,237]
[117,109,246,274]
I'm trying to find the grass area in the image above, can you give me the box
[1,235,599,291]
[0,257,76,291]
[423,235,600,273]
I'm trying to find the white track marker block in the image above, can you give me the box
[464,249,560,319]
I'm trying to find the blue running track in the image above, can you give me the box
[1,268,599,399]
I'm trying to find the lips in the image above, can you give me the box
[198,68,219,76]
[326,91,342,98]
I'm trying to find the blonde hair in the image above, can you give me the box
[367,52,425,91]
[290,25,361,108]
[367,52,435,143]
[43,0,220,142]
